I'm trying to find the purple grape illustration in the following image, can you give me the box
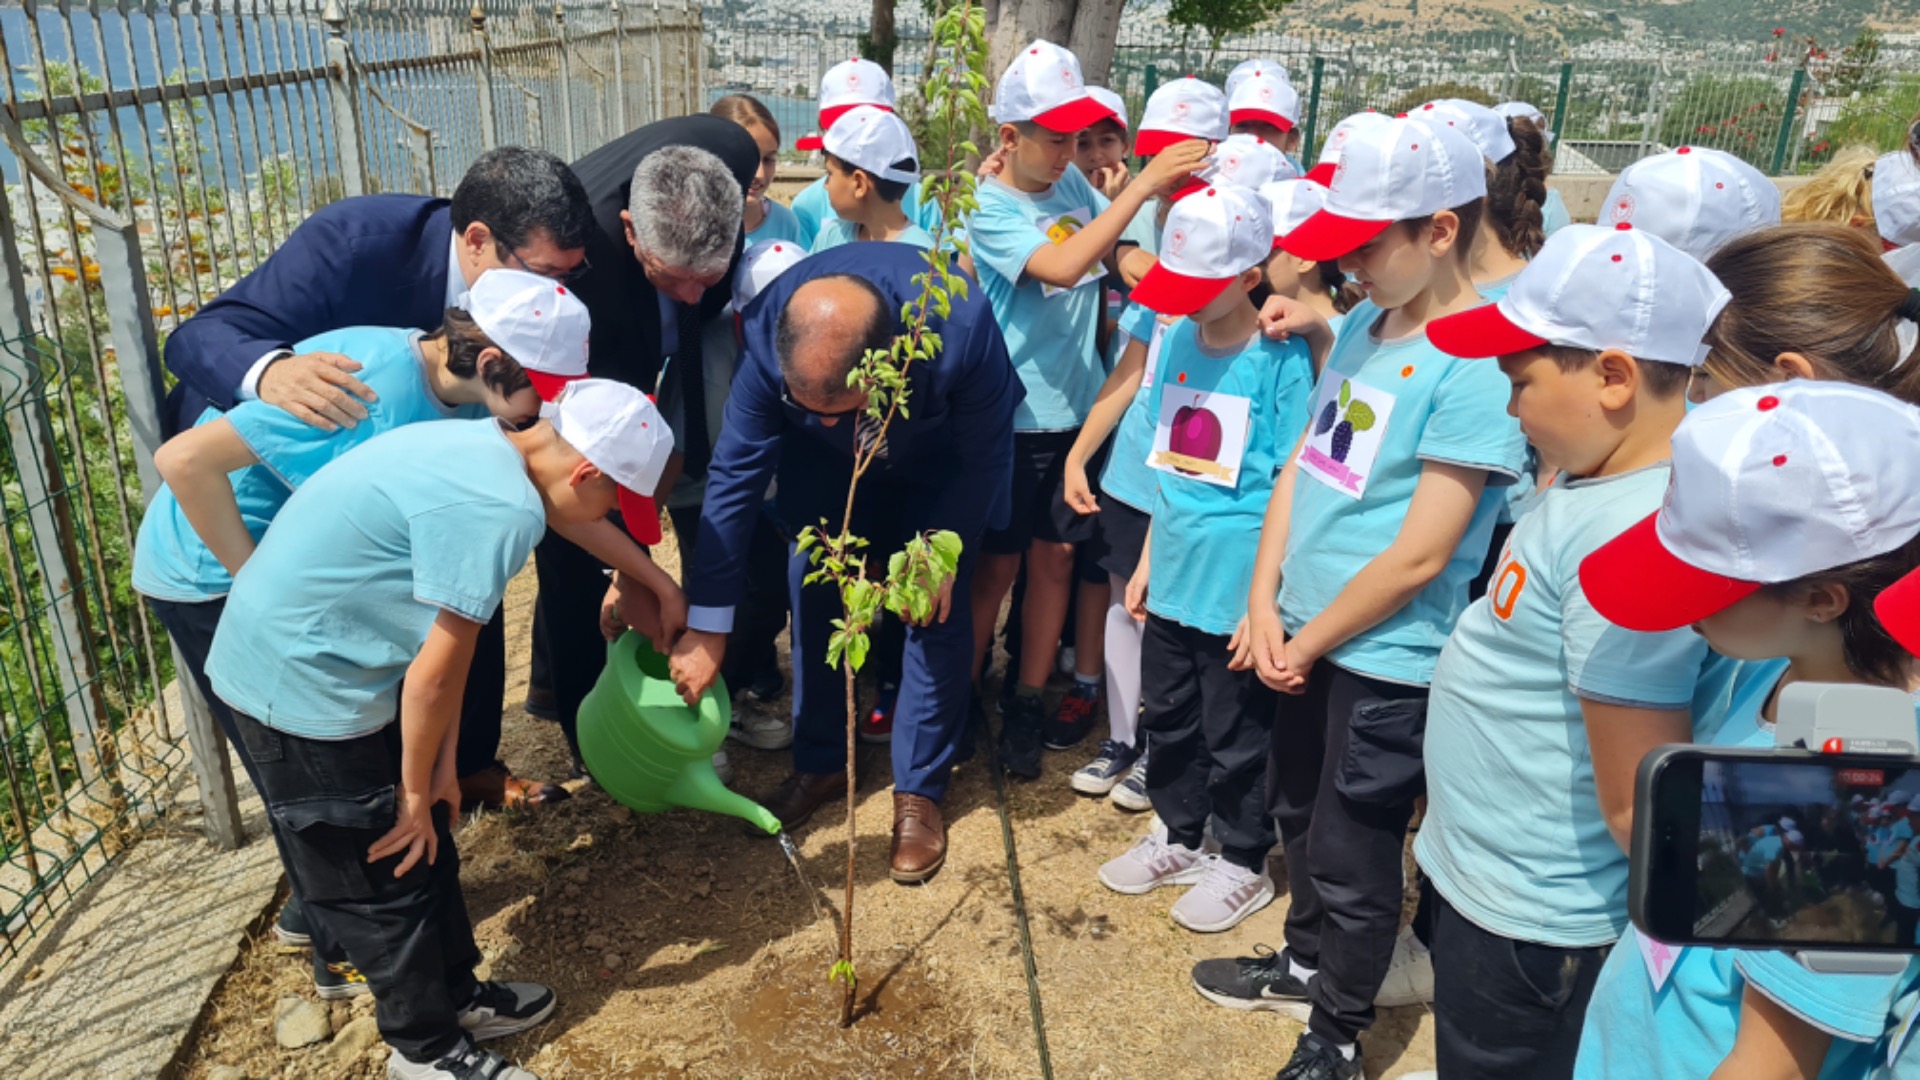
[1325,384,1376,464]
[1331,420,1354,462]
[1316,399,1338,435]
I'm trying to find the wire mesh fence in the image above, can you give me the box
[0,0,701,970]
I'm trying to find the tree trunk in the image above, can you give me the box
[987,0,1079,101]
[866,0,899,75]
[1067,0,1127,87]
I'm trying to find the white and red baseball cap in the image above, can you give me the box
[467,268,590,402]
[1205,133,1294,191]
[1132,183,1274,316]
[1258,179,1327,249]
[1226,58,1289,98]
[1494,100,1553,144]
[822,104,920,183]
[990,40,1113,133]
[795,58,895,151]
[1415,98,1517,163]
[546,377,675,545]
[1229,70,1299,133]
[1579,381,1920,635]
[1135,76,1228,156]
[734,239,806,312]
[1304,110,1389,186]
[1088,86,1129,132]
[1283,117,1487,261]
[1601,146,1781,262]
[1873,150,1920,249]
[1426,223,1729,363]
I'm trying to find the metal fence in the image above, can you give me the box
[707,14,1919,177]
[0,0,701,971]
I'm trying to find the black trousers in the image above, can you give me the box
[230,710,481,1063]
[1269,661,1429,1045]
[529,529,614,756]
[1429,887,1611,1080]
[1140,614,1277,871]
[668,503,792,689]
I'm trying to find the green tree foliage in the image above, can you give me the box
[1386,80,1497,114]
[1166,0,1293,68]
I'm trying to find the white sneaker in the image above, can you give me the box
[1374,925,1435,1007]
[727,711,793,751]
[458,981,556,1041]
[712,750,735,786]
[1171,856,1275,933]
[1098,833,1210,895]
[389,1043,539,1079]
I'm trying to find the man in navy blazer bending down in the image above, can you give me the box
[666,243,1022,883]
[161,147,593,819]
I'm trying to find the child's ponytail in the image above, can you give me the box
[1317,260,1364,314]
[1485,118,1550,260]
[1705,223,1920,406]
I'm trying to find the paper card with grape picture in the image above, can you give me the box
[1148,387,1252,489]
[1298,376,1395,500]
[1038,207,1106,298]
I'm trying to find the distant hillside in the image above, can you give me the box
[1195,0,1920,46]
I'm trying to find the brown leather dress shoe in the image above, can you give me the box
[890,793,946,884]
[757,771,851,832]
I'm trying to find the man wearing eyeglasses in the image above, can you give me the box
[663,243,1022,885]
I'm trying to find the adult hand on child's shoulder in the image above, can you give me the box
[257,351,378,432]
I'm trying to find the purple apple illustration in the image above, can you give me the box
[1169,403,1223,474]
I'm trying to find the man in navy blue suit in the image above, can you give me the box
[666,243,1022,884]
[160,146,594,813]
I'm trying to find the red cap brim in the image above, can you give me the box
[1875,567,1920,657]
[1130,262,1236,317]
[527,369,585,402]
[1304,162,1338,185]
[795,135,825,151]
[1425,303,1550,359]
[1168,178,1210,202]
[1229,108,1296,132]
[618,487,663,546]
[1279,209,1392,261]
[1135,129,1204,156]
[1577,514,1761,633]
[1030,95,1118,133]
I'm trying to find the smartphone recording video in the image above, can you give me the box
[1634,747,1920,951]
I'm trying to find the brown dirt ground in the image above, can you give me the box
[178,522,1437,1080]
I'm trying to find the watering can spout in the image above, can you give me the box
[666,764,783,835]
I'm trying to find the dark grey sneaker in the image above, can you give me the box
[1191,944,1312,1018]
[389,1043,539,1080]
[458,981,557,1041]
[997,694,1045,780]
[273,898,311,948]
[313,954,371,1000]
[1071,739,1140,796]
[1110,749,1151,811]
[1274,1032,1362,1080]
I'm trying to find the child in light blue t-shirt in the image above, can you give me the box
[964,38,1210,776]
[1411,224,1740,1076]
[806,106,937,254]
[709,93,812,248]
[1189,117,1524,1079]
[792,174,942,250]
[1572,380,1920,1080]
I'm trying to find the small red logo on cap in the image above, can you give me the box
[1677,146,1692,154]
[1773,454,1788,466]
[1609,194,1636,222]
[1172,101,1191,119]
[848,71,862,88]
[1758,395,1781,411]
[1167,229,1188,256]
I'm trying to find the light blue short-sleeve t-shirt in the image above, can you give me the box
[1145,321,1313,636]
[808,217,936,253]
[792,176,943,247]
[1277,301,1527,684]
[1574,658,1920,1080]
[1417,463,1739,947]
[1099,302,1169,513]
[747,198,809,247]
[1543,187,1574,238]
[970,168,1110,432]
[207,419,546,739]
[132,327,480,603]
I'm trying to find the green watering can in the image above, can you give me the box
[575,631,782,835]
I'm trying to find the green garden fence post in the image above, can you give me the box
[1551,60,1572,146]
[1304,53,1325,158]
[1770,64,1807,176]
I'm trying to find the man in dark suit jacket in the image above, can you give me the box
[530,115,761,765]
[159,146,594,811]
[666,243,1023,884]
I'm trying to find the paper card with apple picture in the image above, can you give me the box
[1038,207,1106,298]
[1297,376,1395,500]
[1148,387,1252,489]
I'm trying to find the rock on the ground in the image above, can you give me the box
[329,1000,352,1034]
[207,1067,248,1080]
[326,1015,382,1069]
[273,997,331,1049]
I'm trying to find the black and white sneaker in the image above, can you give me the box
[998,694,1045,780]
[1273,1032,1362,1080]
[273,899,312,948]
[1071,739,1140,796]
[1191,944,1312,1019]
[457,981,557,1041]
[1109,750,1152,811]
[388,1043,540,1080]
[313,955,371,1000]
